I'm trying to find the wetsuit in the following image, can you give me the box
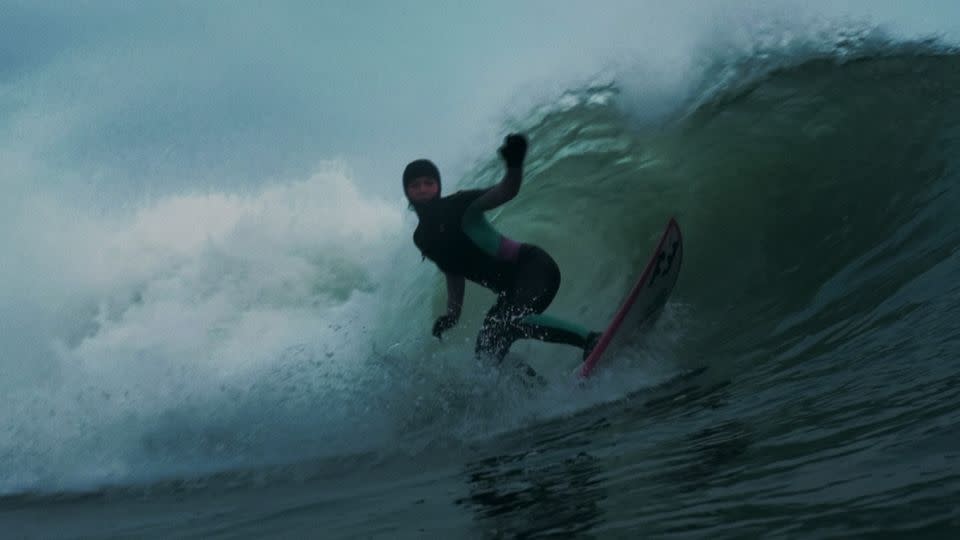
[414,188,593,362]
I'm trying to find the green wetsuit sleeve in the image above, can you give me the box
[461,203,502,257]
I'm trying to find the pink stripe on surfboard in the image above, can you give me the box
[579,217,682,379]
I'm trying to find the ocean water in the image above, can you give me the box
[2,2,960,538]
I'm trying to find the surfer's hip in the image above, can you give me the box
[499,244,561,298]
[517,243,559,269]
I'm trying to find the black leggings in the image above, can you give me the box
[475,245,589,362]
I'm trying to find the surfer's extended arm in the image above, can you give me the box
[432,272,464,339]
[467,134,528,213]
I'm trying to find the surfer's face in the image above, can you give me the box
[405,176,439,203]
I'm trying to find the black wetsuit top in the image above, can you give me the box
[413,189,519,293]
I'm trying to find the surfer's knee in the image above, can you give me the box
[474,335,509,364]
[476,318,520,364]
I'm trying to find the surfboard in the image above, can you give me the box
[578,217,683,379]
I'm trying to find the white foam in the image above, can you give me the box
[0,169,410,493]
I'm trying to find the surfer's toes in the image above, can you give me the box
[582,331,602,361]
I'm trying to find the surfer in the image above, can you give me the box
[403,133,601,377]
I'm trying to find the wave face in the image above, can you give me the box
[440,48,960,537]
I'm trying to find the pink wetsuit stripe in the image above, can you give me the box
[498,237,522,261]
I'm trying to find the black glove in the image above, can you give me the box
[432,314,458,340]
[498,133,528,168]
